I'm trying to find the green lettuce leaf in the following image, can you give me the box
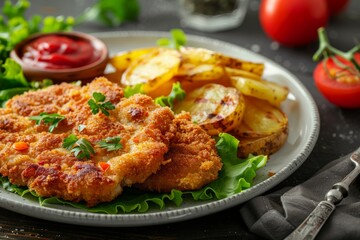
[0,58,29,104]
[0,133,267,214]
[0,87,30,106]
[0,58,28,89]
[155,82,186,109]
[123,84,144,98]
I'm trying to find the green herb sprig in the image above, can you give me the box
[63,134,95,160]
[30,113,65,133]
[88,92,115,116]
[98,136,122,151]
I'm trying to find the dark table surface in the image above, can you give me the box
[1,0,360,239]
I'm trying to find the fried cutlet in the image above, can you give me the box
[137,112,222,192]
[0,77,175,206]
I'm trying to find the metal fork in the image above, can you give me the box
[285,146,360,240]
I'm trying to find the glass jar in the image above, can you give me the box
[178,0,250,32]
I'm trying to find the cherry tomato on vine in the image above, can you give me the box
[259,0,329,46]
[313,53,360,108]
[326,0,349,16]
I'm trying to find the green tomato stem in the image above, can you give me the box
[313,28,360,72]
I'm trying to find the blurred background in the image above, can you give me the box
[25,0,360,72]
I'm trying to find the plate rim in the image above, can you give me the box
[0,30,320,227]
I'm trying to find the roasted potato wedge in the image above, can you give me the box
[121,48,181,93]
[146,79,175,98]
[110,48,155,73]
[233,96,288,138]
[230,76,289,107]
[236,129,288,158]
[174,84,245,136]
[175,63,231,92]
[180,47,265,76]
[231,96,288,157]
[225,67,262,81]
[179,47,219,65]
[177,63,226,82]
[178,77,232,95]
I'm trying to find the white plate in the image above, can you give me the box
[0,31,319,227]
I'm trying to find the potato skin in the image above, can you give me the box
[110,48,155,73]
[230,76,289,107]
[174,84,245,136]
[231,97,289,157]
[233,96,288,138]
[235,126,288,158]
[121,48,181,94]
[180,47,265,76]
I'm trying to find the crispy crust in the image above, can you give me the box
[0,77,175,206]
[137,112,222,192]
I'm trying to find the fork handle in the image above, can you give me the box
[284,201,335,240]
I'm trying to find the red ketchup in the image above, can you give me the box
[22,35,101,69]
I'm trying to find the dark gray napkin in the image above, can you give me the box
[239,153,360,240]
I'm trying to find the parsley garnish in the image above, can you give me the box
[98,136,122,151]
[62,134,78,149]
[29,113,65,133]
[62,134,95,160]
[87,92,115,116]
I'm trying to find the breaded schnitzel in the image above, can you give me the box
[0,77,175,206]
[0,77,223,207]
[137,112,222,192]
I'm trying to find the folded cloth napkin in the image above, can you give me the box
[239,153,360,240]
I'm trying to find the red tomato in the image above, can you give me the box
[259,0,329,46]
[313,53,360,108]
[326,0,349,16]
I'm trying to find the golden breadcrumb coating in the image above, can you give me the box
[0,77,174,206]
[137,112,222,192]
